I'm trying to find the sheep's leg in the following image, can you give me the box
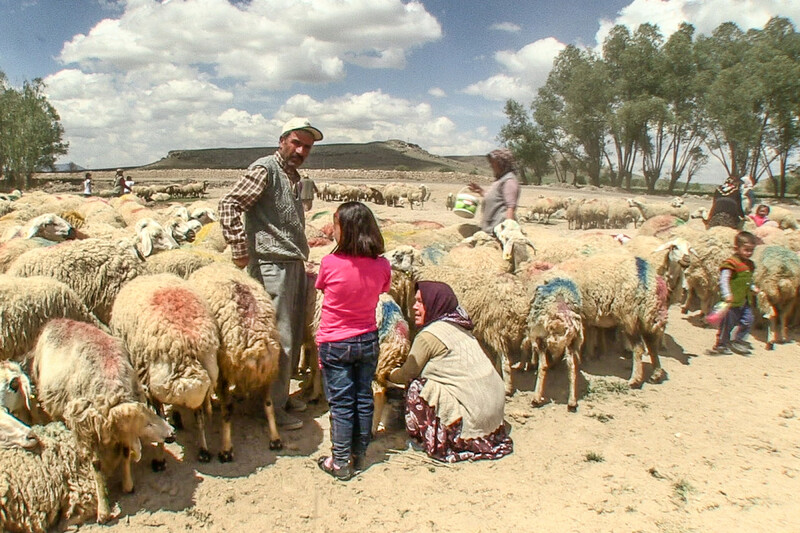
[531,352,549,408]
[121,445,134,493]
[372,384,387,436]
[627,335,646,389]
[218,381,234,463]
[92,458,113,523]
[566,347,579,412]
[500,352,514,396]
[195,406,212,463]
[780,301,796,344]
[151,401,168,472]
[644,331,667,384]
[262,383,283,450]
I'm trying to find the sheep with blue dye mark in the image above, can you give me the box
[110,273,219,465]
[187,262,284,461]
[0,422,97,533]
[753,245,800,349]
[550,253,670,388]
[527,276,584,411]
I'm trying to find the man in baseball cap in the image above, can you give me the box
[217,117,324,432]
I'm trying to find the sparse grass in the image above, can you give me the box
[585,451,605,463]
[587,412,615,423]
[673,479,693,503]
[584,377,630,401]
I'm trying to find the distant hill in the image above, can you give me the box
[140,139,490,174]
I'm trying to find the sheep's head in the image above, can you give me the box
[0,408,38,450]
[25,213,76,241]
[106,402,175,463]
[655,238,695,269]
[136,220,180,256]
[384,245,423,273]
[0,361,33,417]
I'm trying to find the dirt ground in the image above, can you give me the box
[74,174,800,533]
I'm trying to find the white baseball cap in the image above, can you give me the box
[280,117,323,141]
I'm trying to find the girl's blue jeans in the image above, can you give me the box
[319,331,379,467]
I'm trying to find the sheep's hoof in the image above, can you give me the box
[531,396,547,408]
[505,387,515,397]
[123,486,135,495]
[218,449,234,463]
[171,411,184,430]
[766,342,775,351]
[198,448,212,463]
[567,403,578,413]
[269,439,283,451]
[151,459,166,472]
[97,511,112,524]
[627,379,644,389]
[680,308,689,315]
[649,368,668,384]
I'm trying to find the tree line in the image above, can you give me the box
[500,17,800,197]
[0,71,68,191]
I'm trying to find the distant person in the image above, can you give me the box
[740,175,756,214]
[747,204,778,228]
[315,201,391,480]
[707,176,745,229]
[82,172,92,197]
[706,231,758,356]
[388,281,513,463]
[467,148,520,235]
[297,174,319,211]
[218,117,323,431]
[112,169,125,196]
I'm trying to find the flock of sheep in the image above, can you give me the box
[0,183,799,531]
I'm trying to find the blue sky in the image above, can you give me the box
[1,0,798,173]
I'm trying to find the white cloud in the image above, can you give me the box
[595,0,800,48]
[490,22,521,33]
[463,37,566,102]
[428,87,446,98]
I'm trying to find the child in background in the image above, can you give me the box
[82,172,92,197]
[707,231,758,356]
[747,204,778,228]
[315,201,391,480]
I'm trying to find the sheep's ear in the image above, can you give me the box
[25,225,39,239]
[9,376,32,411]
[140,232,154,257]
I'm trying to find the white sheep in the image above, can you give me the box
[0,407,38,450]
[622,235,696,305]
[31,318,176,523]
[187,263,284,460]
[628,198,690,222]
[0,361,33,422]
[0,237,54,273]
[753,245,800,349]
[0,274,106,362]
[0,422,97,532]
[144,248,222,278]
[494,219,536,273]
[109,273,219,465]
[0,213,78,242]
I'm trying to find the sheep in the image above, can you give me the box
[0,422,97,532]
[622,236,696,305]
[190,206,217,224]
[386,246,531,395]
[0,407,38,450]
[0,213,78,242]
[762,205,800,230]
[192,220,228,252]
[0,237,54,273]
[6,239,145,324]
[551,253,670,388]
[109,273,219,464]
[371,294,411,435]
[0,361,33,422]
[607,198,640,229]
[753,245,800,350]
[528,276,584,411]
[440,239,508,274]
[629,198,690,221]
[144,248,222,278]
[31,319,176,523]
[494,219,536,273]
[445,193,455,211]
[0,274,105,362]
[577,198,609,229]
[187,263,284,460]
[525,196,569,224]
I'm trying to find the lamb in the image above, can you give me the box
[550,253,670,388]
[187,263,284,460]
[6,239,146,324]
[0,274,105,362]
[0,422,97,532]
[0,361,33,422]
[528,276,584,411]
[445,193,455,210]
[494,219,536,273]
[753,245,800,349]
[31,319,176,523]
[109,273,219,464]
[629,198,690,222]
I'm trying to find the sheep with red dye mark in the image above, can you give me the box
[31,319,175,523]
[527,276,584,411]
[0,422,97,533]
[0,274,105,362]
[550,253,670,388]
[110,273,219,466]
[187,263,284,461]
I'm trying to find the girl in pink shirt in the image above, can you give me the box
[315,201,391,480]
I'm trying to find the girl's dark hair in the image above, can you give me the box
[332,201,385,258]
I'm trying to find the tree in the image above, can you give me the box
[0,72,68,190]
[498,99,552,185]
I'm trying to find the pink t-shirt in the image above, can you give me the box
[315,253,392,344]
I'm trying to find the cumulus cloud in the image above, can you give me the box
[595,0,800,48]
[45,0,445,166]
[490,22,521,33]
[463,37,566,102]
[428,87,446,98]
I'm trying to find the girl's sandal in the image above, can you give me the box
[317,456,353,481]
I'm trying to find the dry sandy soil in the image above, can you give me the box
[63,172,800,533]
